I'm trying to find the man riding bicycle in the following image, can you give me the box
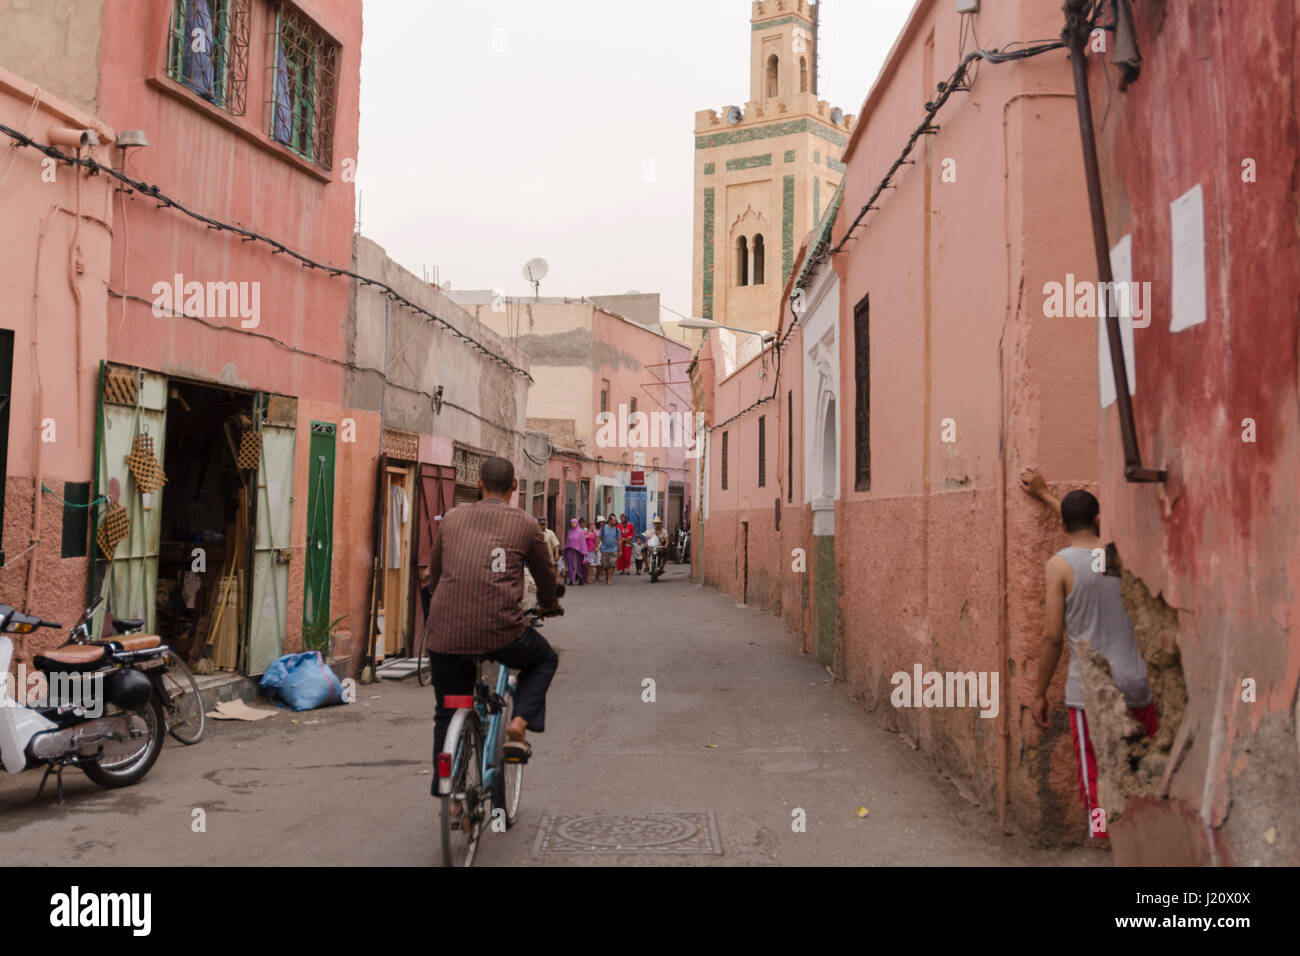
[424,457,562,786]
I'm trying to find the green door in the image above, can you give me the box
[303,422,336,643]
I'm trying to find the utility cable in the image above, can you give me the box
[0,122,534,385]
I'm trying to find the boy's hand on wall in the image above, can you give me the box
[1018,468,1048,499]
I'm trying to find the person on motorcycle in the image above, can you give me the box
[645,517,666,578]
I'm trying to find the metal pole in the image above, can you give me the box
[1063,1,1165,482]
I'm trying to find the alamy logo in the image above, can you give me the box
[595,404,706,459]
[890,664,999,718]
[151,273,260,328]
[0,666,103,717]
[1042,274,1151,328]
[49,886,151,936]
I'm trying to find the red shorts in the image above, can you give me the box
[1068,704,1158,839]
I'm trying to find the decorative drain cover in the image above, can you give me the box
[533,812,722,855]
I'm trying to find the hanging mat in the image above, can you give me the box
[237,430,262,470]
[97,502,130,559]
[125,432,167,494]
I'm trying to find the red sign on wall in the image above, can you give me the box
[631,470,645,486]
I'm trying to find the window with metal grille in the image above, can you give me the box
[270,3,339,168]
[167,0,249,113]
[721,431,729,490]
[630,397,637,418]
[601,380,609,414]
[757,416,766,487]
[854,294,871,491]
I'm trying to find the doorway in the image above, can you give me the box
[378,459,416,660]
[156,381,253,671]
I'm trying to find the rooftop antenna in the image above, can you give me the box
[523,258,549,300]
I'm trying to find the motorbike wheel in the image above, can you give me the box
[82,695,166,789]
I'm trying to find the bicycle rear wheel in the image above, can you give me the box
[494,677,523,828]
[163,650,207,745]
[440,712,485,867]
[416,634,431,686]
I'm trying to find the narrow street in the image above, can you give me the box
[0,567,1093,867]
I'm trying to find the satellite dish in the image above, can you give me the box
[830,107,844,125]
[726,106,743,125]
[523,258,549,283]
[523,258,548,299]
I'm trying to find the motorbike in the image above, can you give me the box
[672,527,691,564]
[0,596,171,802]
[647,542,666,582]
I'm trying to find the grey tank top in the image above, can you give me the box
[1057,547,1151,709]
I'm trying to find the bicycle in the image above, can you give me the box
[77,600,207,745]
[436,599,563,867]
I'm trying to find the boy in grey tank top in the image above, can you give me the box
[1020,470,1156,840]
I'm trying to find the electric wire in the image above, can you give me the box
[0,122,534,385]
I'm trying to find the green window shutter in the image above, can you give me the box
[61,482,91,558]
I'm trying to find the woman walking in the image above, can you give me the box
[584,517,602,580]
[564,517,588,585]
[616,513,634,574]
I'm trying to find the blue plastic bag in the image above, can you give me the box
[260,651,344,711]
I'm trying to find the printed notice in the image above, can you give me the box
[1099,234,1137,409]
[1169,184,1207,332]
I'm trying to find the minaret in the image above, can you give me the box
[689,1,854,347]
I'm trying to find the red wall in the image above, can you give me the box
[1088,0,1300,865]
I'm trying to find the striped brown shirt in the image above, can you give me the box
[424,498,558,654]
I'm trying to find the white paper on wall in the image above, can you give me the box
[1170,184,1208,332]
[1099,234,1138,409]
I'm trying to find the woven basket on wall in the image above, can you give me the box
[97,503,130,559]
[124,433,167,494]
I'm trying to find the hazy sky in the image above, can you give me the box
[357,0,916,319]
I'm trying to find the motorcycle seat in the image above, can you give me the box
[119,634,161,652]
[111,617,145,634]
[34,644,107,672]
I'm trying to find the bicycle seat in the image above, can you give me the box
[117,634,162,652]
[111,617,145,634]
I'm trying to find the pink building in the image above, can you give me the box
[449,293,695,539]
[0,67,117,638]
[694,0,1109,843]
[0,0,369,677]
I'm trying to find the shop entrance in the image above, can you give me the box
[156,381,252,672]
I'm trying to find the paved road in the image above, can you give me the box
[0,565,1098,866]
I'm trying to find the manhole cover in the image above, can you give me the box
[533,812,722,855]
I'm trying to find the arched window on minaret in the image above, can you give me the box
[800,57,809,93]
[737,236,750,286]
[766,55,779,99]
[753,235,766,285]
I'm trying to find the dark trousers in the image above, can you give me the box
[430,626,559,791]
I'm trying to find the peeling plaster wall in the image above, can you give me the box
[347,237,530,464]
[1089,0,1300,866]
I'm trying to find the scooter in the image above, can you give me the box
[0,596,171,802]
